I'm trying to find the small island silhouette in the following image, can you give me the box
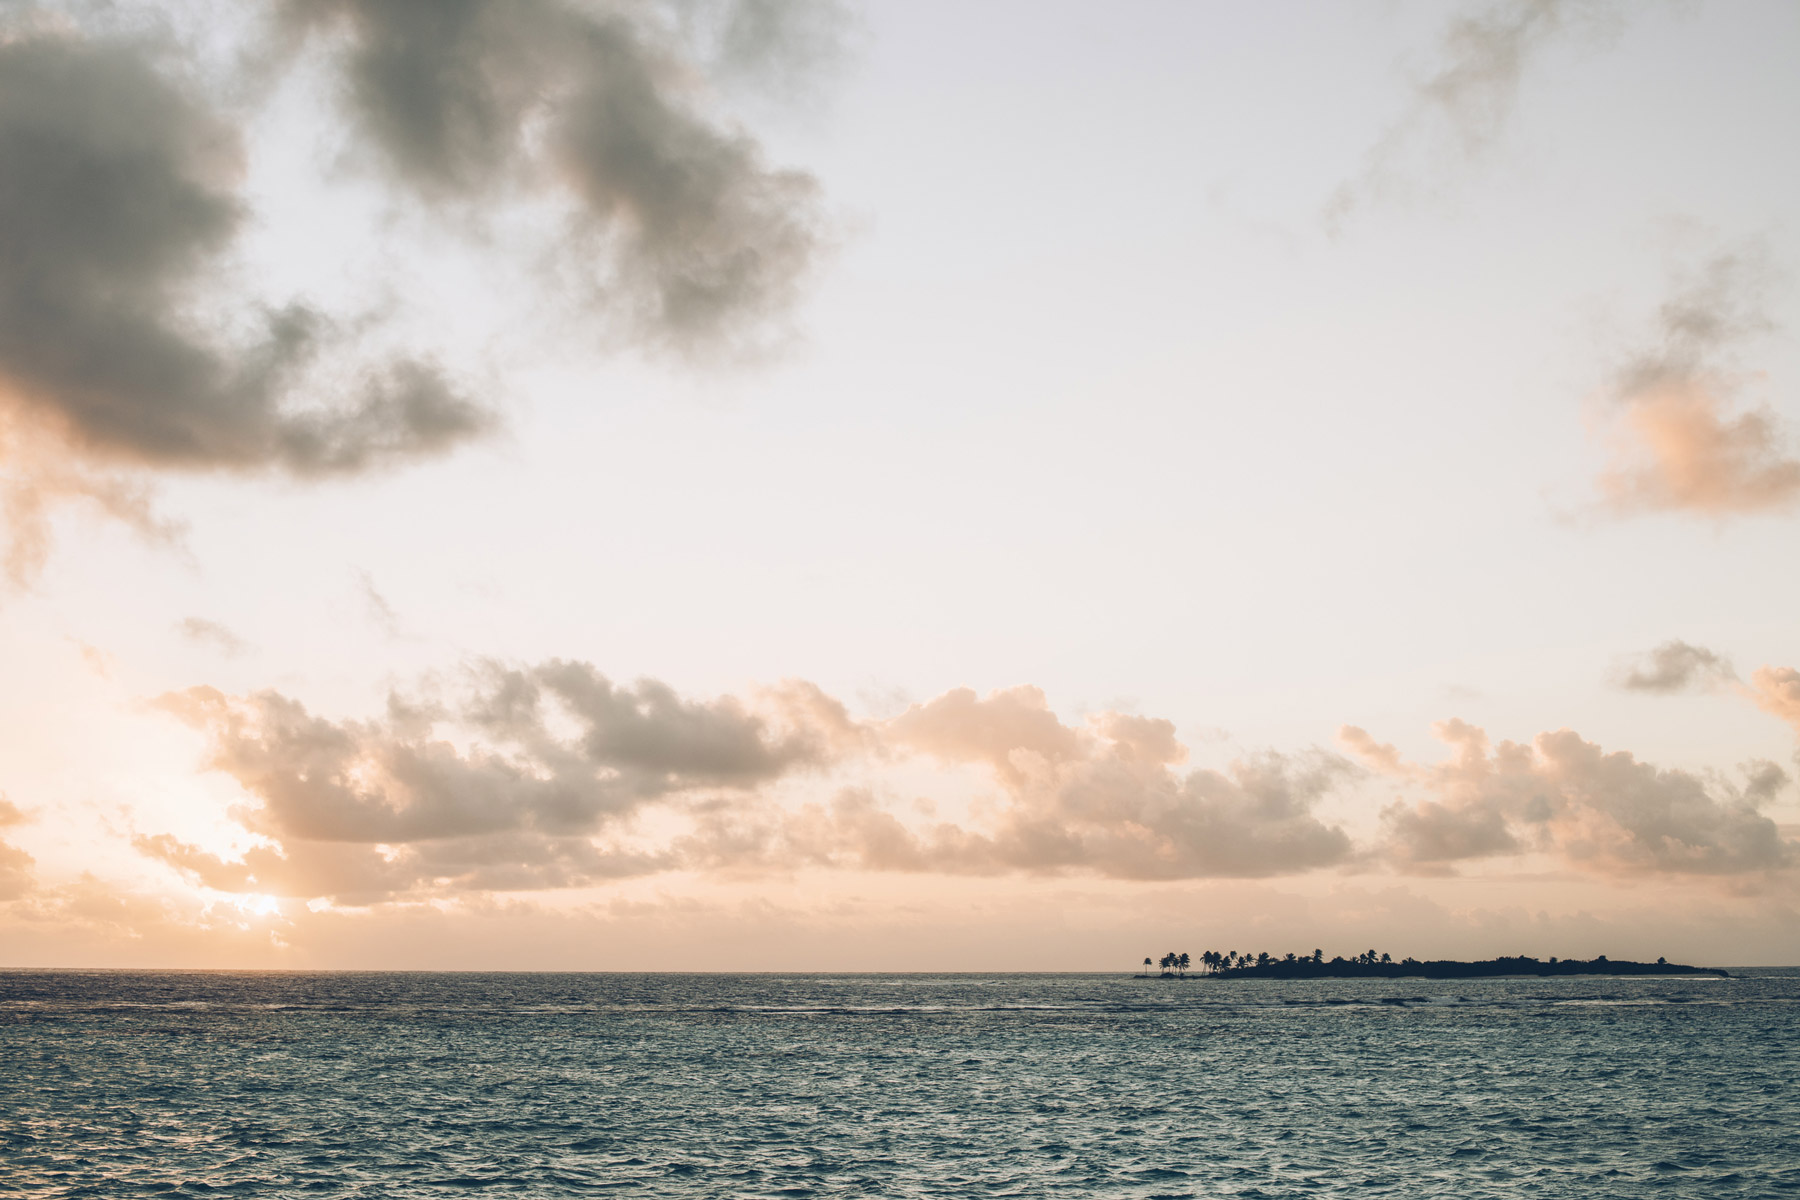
[1138,949,1728,979]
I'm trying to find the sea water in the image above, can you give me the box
[1,970,1796,1198]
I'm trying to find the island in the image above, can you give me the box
[1139,950,1729,979]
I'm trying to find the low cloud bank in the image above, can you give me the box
[124,667,1800,904]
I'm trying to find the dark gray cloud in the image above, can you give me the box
[1327,0,1627,230]
[2,1,836,577]
[287,0,826,352]
[1378,719,1795,876]
[1615,639,1736,694]
[0,31,488,472]
[1596,250,1800,516]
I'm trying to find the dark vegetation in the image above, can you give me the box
[1138,949,1728,979]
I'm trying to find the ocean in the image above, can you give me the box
[1,970,1795,1197]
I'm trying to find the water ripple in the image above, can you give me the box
[1,971,1795,1198]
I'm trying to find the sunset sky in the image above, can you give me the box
[2,0,1798,969]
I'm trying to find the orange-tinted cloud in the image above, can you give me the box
[1746,666,1800,736]
[0,796,35,901]
[1596,251,1800,517]
[1337,724,1408,775]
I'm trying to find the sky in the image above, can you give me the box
[1,0,1798,970]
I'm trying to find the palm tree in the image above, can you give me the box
[1143,956,1153,976]
[1177,952,1190,978]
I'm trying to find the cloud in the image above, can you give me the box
[1,406,188,588]
[176,616,251,657]
[354,569,401,637]
[672,0,855,92]
[1327,0,1626,230]
[1595,250,1800,516]
[1613,639,1736,694]
[1,2,836,577]
[1337,724,1407,774]
[139,671,1362,899]
[1379,719,1794,877]
[0,30,489,473]
[285,0,827,354]
[147,660,845,901]
[866,688,1357,880]
[1746,666,1800,737]
[128,670,1800,902]
[0,21,492,580]
[0,796,35,901]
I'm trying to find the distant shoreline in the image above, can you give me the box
[1138,955,1729,980]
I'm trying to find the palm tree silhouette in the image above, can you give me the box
[1177,952,1190,978]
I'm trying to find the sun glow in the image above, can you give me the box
[225,892,282,919]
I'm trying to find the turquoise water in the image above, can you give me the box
[1,971,1796,1197]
